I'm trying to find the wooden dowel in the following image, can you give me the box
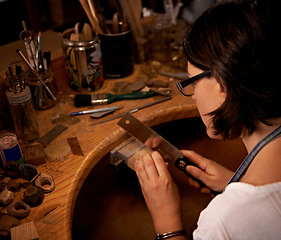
[119,0,146,61]
[78,0,103,34]
[87,0,102,27]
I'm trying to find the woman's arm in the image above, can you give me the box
[134,150,234,239]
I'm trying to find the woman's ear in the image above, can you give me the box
[220,84,227,100]
[215,76,227,100]
[219,82,226,93]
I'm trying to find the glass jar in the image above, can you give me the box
[151,13,171,63]
[62,28,104,91]
[6,86,39,143]
[0,132,24,166]
[27,69,58,109]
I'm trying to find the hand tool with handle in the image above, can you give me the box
[74,91,157,107]
[117,112,194,176]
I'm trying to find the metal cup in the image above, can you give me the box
[62,28,104,91]
[99,27,134,78]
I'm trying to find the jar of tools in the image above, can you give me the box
[62,28,104,91]
[6,86,39,143]
[27,69,58,109]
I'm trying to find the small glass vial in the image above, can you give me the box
[151,13,171,63]
[6,86,39,143]
[27,69,58,109]
[0,132,24,166]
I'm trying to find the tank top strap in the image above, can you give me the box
[227,125,281,185]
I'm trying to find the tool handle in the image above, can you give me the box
[174,156,206,187]
[107,91,156,103]
[174,156,193,174]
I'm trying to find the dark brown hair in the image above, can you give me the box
[184,0,281,139]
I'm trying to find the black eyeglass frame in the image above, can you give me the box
[176,70,212,96]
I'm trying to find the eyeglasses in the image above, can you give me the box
[176,70,211,96]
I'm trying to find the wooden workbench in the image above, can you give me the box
[8,57,199,239]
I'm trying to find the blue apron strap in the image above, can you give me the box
[227,125,281,185]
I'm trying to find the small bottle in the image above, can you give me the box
[6,86,39,143]
[27,69,58,109]
[151,13,171,62]
[0,132,24,166]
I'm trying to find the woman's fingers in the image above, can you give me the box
[186,164,209,183]
[181,150,210,171]
[181,150,234,192]
[181,150,213,186]
[135,158,148,186]
[142,153,159,180]
[151,151,170,177]
[135,152,170,182]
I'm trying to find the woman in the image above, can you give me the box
[134,0,281,239]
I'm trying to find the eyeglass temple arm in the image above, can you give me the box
[178,70,211,88]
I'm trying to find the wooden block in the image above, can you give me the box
[22,144,46,166]
[0,189,14,205]
[10,221,39,240]
[67,137,84,156]
[8,180,22,192]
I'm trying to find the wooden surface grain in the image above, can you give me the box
[9,57,199,239]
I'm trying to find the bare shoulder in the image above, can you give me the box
[241,137,281,186]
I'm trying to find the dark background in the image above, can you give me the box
[0,0,194,46]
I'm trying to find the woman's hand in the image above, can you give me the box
[182,150,234,192]
[135,151,184,234]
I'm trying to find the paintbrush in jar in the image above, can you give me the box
[16,49,56,101]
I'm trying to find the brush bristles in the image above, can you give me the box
[74,94,109,107]
[74,94,92,107]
